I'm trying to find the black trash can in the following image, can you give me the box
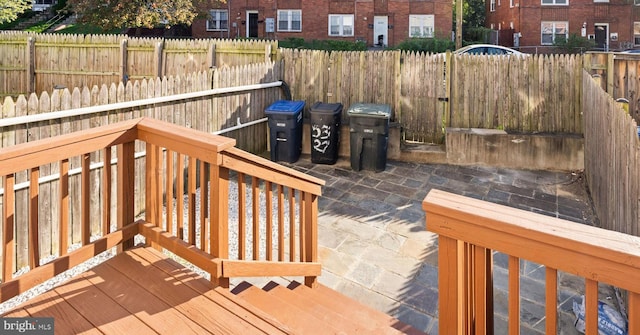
[309,102,343,164]
[347,103,392,172]
[265,100,305,163]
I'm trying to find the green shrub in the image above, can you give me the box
[553,34,595,54]
[279,38,367,51]
[463,27,492,45]
[390,37,455,53]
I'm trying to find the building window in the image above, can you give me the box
[409,15,434,38]
[490,0,496,11]
[541,21,568,45]
[510,0,515,7]
[206,10,228,31]
[541,0,567,5]
[278,10,302,32]
[636,0,640,5]
[328,15,354,36]
[635,22,640,45]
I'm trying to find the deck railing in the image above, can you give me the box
[0,117,324,302]
[423,189,640,335]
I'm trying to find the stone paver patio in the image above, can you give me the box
[284,156,600,334]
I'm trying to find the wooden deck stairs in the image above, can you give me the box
[228,281,422,334]
[0,118,424,334]
[2,246,422,334]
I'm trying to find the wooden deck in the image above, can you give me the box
[2,247,422,335]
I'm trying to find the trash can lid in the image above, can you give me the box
[266,100,305,114]
[346,103,392,118]
[310,102,343,114]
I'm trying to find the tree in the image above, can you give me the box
[0,0,32,24]
[66,0,209,30]
[452,0,487,44]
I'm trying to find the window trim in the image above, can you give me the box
[490,0,496,11]
[206,9,228,32]
[541,21,568,45]
[328,14,354,37]
[408,15,435,38]
[277,9,302,32]
[541,0,568,5]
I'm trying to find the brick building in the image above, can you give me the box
[486,0,640,51]
[191,0,453,48]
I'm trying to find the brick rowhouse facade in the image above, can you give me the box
[486,0,640,52]
[192,0,453,47]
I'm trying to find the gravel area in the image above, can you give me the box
[0,177,299,314]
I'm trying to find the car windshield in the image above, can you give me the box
[455,45,522,56]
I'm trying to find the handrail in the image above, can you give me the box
[0,81,283,127]
[423,189,640,334]
[0,118,324,304]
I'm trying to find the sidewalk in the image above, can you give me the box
[283,156,597,334]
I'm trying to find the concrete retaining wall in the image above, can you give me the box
[294,124,584,172]
[445,128,584,171]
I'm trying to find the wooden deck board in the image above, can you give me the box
[104,248,279,335]
[0,246,423,335]
[126,247,291,335]
[0,247,290,335]
[86,262,211,334]
[52,275,157,334]
[20,290,102,335]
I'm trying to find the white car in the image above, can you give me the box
[454,44,526,56]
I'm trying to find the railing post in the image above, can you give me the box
[3,174,15,282]
[439,235,464,335]
[145,143,161,250]
[117,142,135,253]
[303,191,318,288]
[210,162,229,288]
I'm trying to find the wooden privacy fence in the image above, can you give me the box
[585,52,640,123]
[0,63,286,263]
[281,49,584,144]
[449,53,583,134]
[583,71,640,236]
[0,31,278,97]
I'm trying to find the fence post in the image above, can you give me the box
[445,50,453,130]
[154,41,164,79]
[120,39,128,84]
[607,52,615,95]
[26,37,35,95]
[208,43,216,69]
[265,44,272,63]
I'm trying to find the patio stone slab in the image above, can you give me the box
[282,155,599,334]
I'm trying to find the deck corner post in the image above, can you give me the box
[303,192,319,288]
[117,142,135,253]
[210,163,229,260]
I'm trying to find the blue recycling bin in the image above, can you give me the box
[265,100,305,163]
